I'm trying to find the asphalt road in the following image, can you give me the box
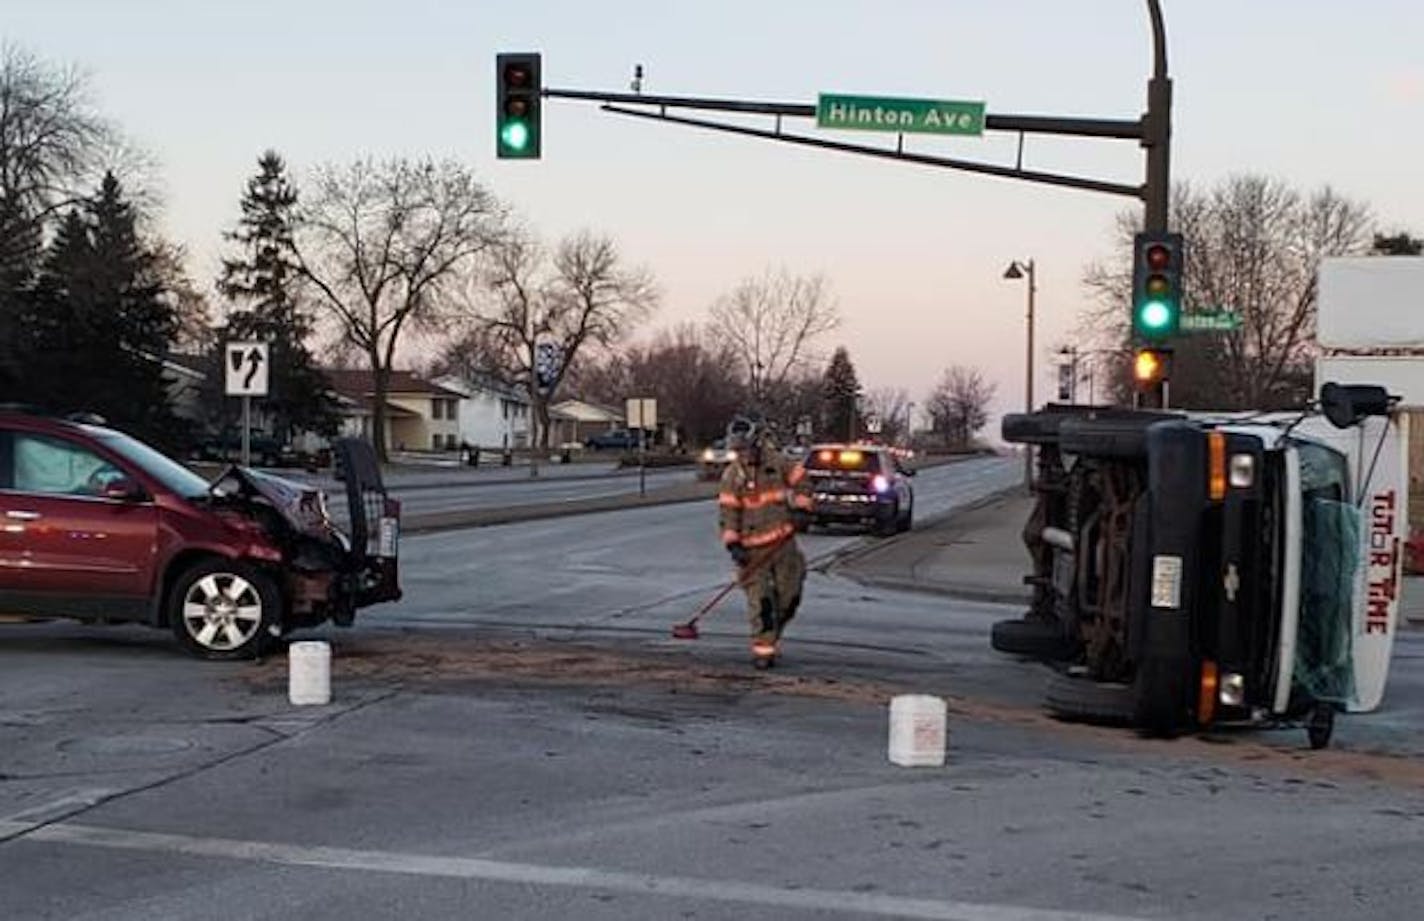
[4,454,1424,920]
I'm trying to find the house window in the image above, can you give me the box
[431,399,443,420]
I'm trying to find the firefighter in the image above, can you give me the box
[718,416,809,668]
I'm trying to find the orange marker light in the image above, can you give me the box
[1207,432,1227,501]
[1198,660,1219,726]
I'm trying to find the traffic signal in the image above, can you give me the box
[1131,232,1184,340]
[496,53,541,159]
[1132,347,1172,390]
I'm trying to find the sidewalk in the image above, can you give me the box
[834,491,1035,606]
[837,491,1424,628]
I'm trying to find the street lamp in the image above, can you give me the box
[1003,259,1036,489]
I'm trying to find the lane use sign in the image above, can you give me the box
[225,342,269,397]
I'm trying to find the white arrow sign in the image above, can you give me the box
[225,342,270,397]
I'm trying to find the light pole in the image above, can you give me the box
[1003,259,1036,489]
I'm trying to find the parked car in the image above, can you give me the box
[793,444,914,536]
[0,410,400,659]
[191,428,295,468]
[698,439,738,480]
[584,428,651,451]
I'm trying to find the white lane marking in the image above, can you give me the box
[1,788,120,826]
[30,823,1146,921]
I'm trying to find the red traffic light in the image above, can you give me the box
[1145,243,1171,271]
[503,64,531,88]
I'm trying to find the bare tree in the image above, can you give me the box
[927,366,995,449]
[708,269,839,404]
[1083,175,1374,409]
[0,44,113,386]
[294,157,504,459]
[0,45,110,256]
[444,228,657,450]
[864,387,912,444]
[612,325,745,446]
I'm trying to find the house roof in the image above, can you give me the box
[550,399,624,423]
[324,369,464,401]
[435,374,530,404]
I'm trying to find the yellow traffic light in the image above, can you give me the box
[1133,348,1171,389]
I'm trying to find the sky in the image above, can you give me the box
[6,1,1423,429]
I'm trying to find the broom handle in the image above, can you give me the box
[689,539,787,623]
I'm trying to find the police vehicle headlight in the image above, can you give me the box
[1229,454,1254,488]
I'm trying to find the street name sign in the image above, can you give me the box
[1179,311,1242,333]
[225,341,269,397]
[816,93,986,136]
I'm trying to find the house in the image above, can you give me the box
[548,398,624,446]
[324,369,463,452]
[435,375,532,450]
[160,352,212,427]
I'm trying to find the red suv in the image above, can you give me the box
[0,411,400,659]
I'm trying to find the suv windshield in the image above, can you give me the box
[93,429,212,500]
[1294,441,1358,705]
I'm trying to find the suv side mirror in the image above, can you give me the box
[101,476,145,502]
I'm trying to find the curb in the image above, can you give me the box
[819,485,1027,573]
[845,573,1030,606]
[402,481,720,534]
[824,485,1030,599]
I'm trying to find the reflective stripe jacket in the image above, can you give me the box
[718,451,806,549]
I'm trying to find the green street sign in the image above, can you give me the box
[1179,310,1242,332]
[816,93,986,136]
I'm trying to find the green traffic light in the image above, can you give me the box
[1138,300,1173,331]
[499,119,530,152]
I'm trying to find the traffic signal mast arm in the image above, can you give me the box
[541,86,1146,202]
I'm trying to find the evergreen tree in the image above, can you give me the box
[820,346,861,442]
[218,150,339,440]
[23,173,180,442]
[0,198,44,397]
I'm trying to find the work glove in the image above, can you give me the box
[727,542,750,568]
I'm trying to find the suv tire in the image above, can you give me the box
[168,558,280,660]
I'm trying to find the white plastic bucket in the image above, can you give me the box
[288,641,332,706]
[888,694,947,767]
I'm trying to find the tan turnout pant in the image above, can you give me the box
[744,540,807,647]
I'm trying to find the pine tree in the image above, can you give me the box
[24,173,180,442]
[820,346,861,442]
[218,150,339,440]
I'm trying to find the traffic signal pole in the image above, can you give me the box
[1143,0,1172,235]
[542,0,1172,227]
[521,0,1174,405]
